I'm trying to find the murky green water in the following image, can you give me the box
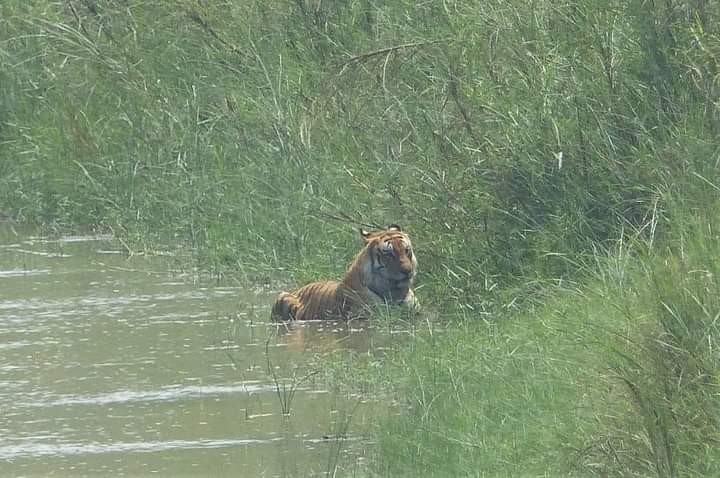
[0,224,386,477]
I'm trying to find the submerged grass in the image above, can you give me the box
[2,0,720,476]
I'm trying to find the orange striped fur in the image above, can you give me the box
[271,225,418,321]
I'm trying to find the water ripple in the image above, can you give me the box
[0,269,51,278]
[21,382,286,408]
[0,437,284,460]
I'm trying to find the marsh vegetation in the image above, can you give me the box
[2,1,720,475]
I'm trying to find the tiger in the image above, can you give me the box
[270,225,418,321]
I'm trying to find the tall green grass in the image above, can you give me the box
[585,208,720,477]
[372,207,720,476]
[2,1,718,304]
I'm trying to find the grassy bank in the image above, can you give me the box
[372,207,720,476]
[2,0,720,475]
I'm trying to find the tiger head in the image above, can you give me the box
[356,224,417,303]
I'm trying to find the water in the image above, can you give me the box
[0,224,384,477]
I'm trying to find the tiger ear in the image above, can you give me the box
[387,224,402,231]
[359,228,372,243]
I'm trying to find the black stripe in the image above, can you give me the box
[371,248,383,271]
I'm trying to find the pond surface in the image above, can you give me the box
[0,224,389,477]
